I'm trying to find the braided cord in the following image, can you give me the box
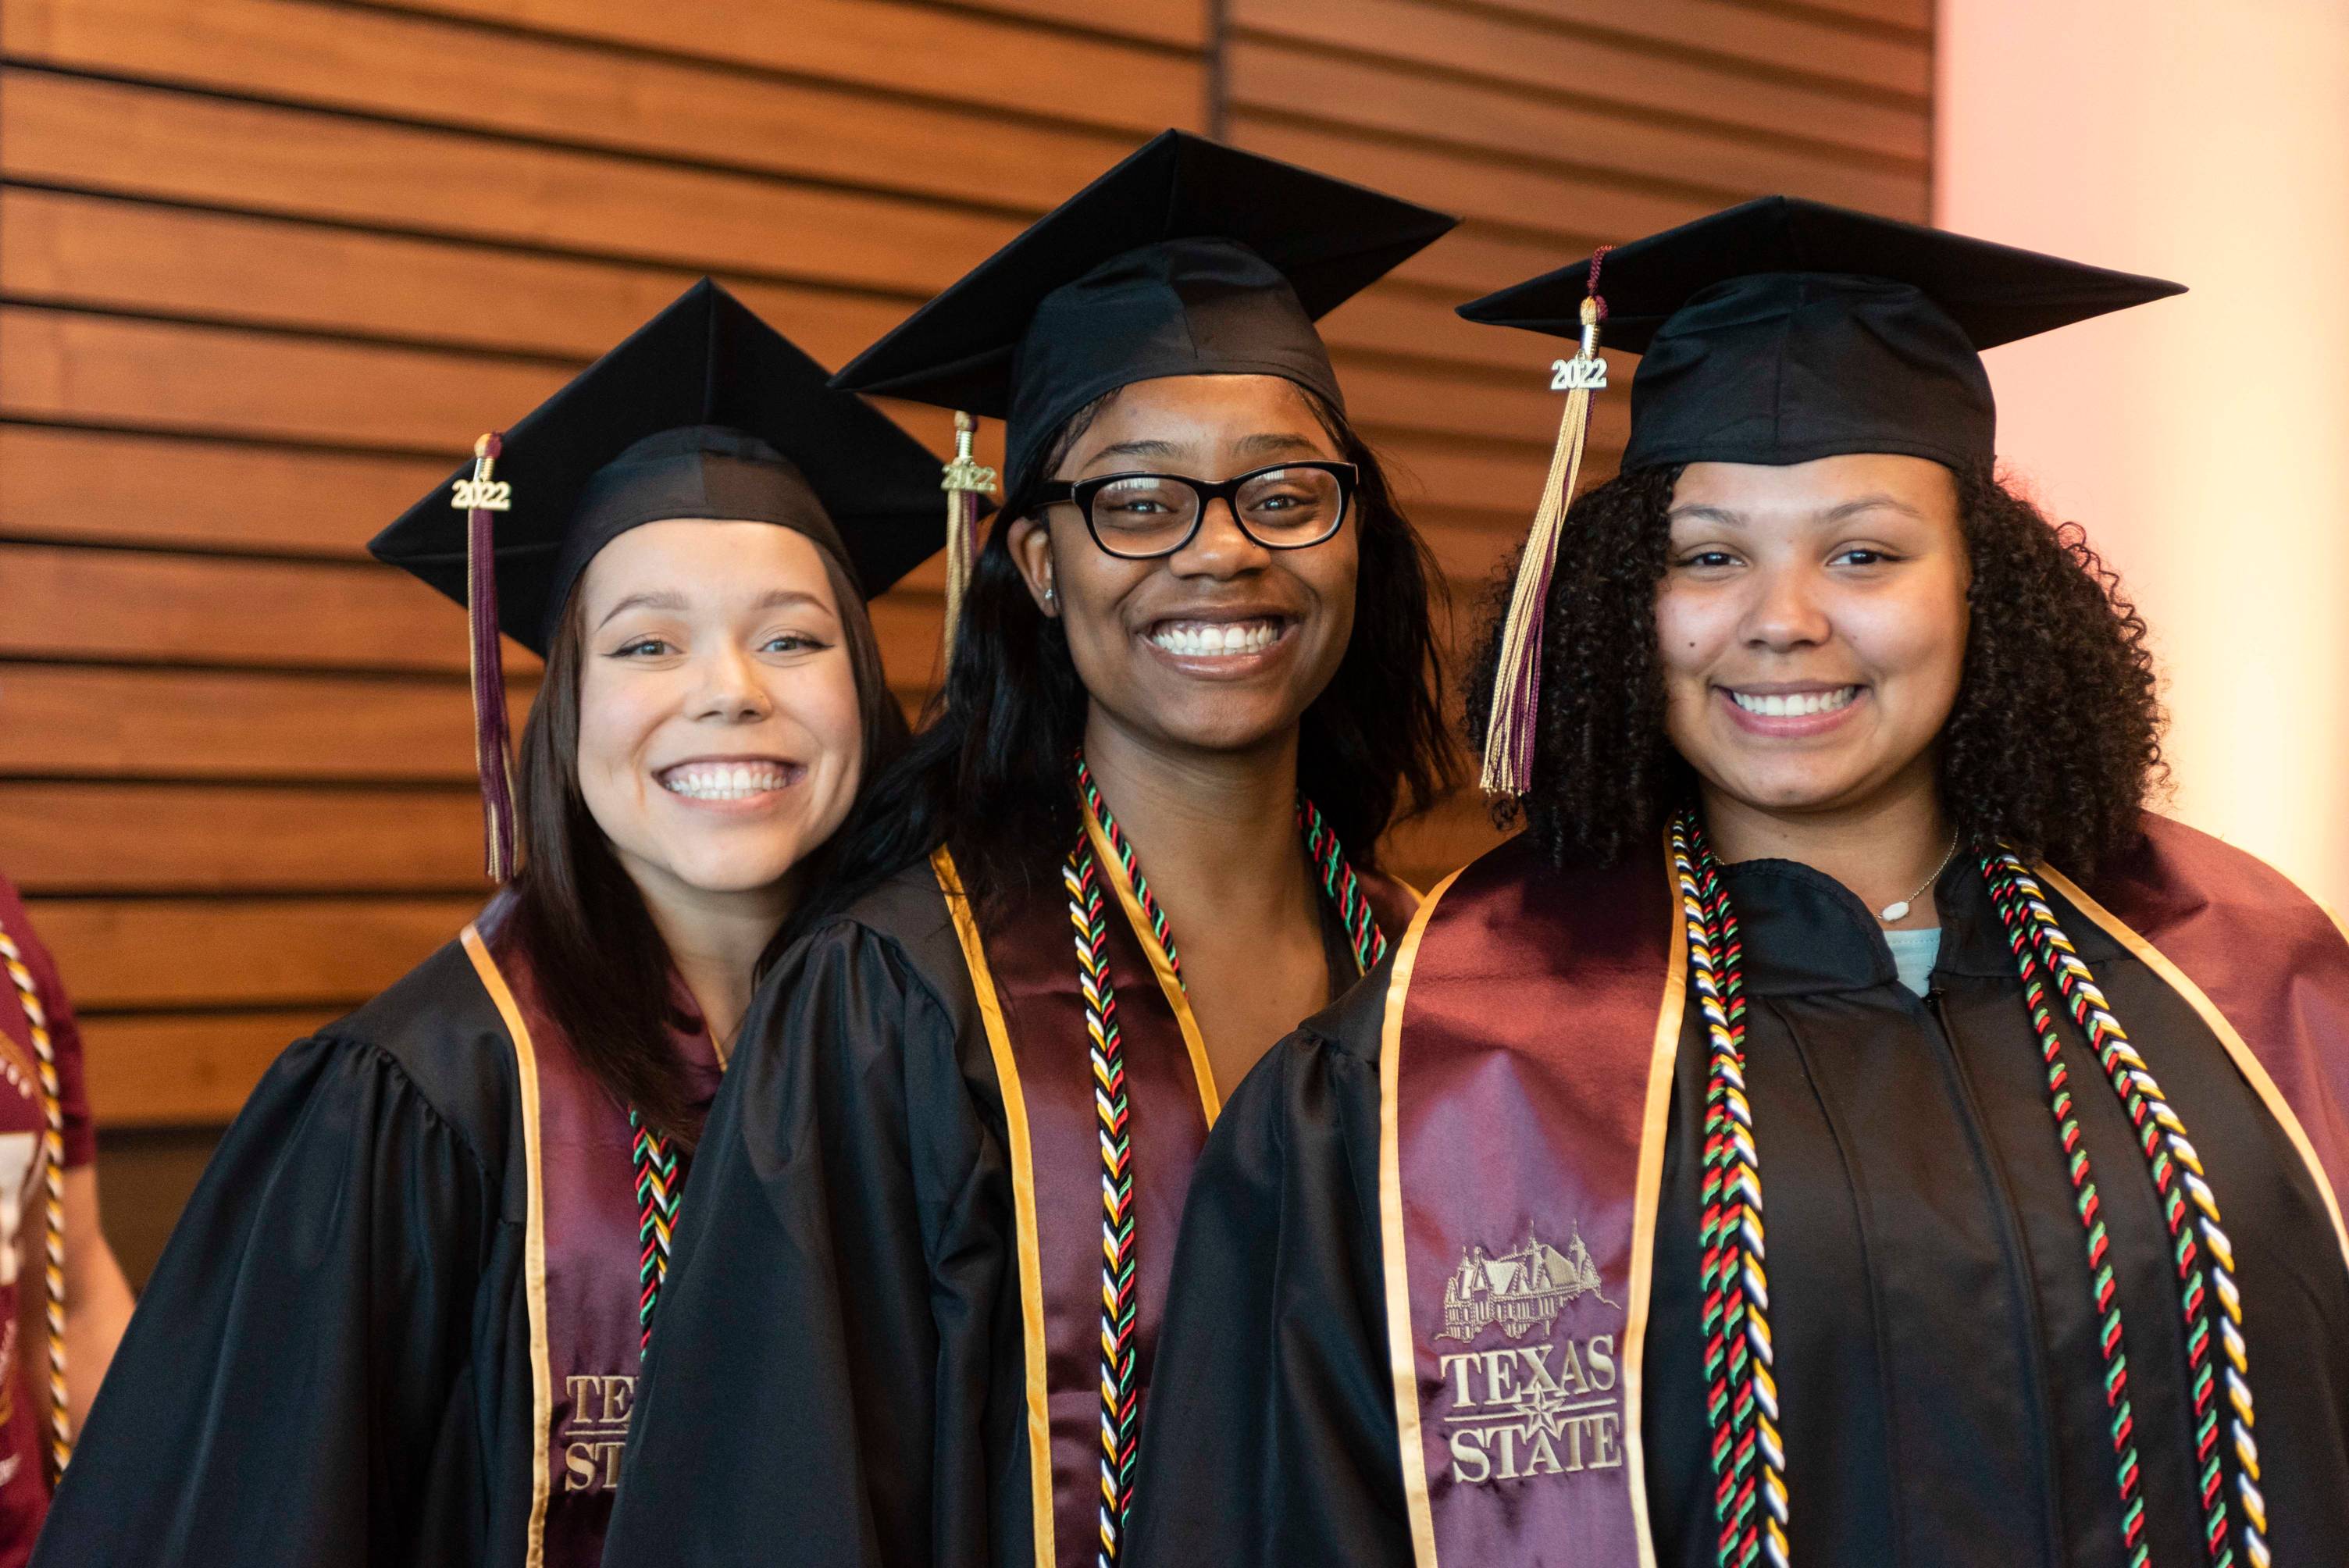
[629,1110,684,1352]
[1073,758,1388,1563]
[1299,796,1389,973]
[1076,754,1180,978]
[1982,859,2152,1566]
[0,922,70,1475]
[1673,814,1788,1568]
[1067,845,1141,1567]
[1986,854,2264,1568]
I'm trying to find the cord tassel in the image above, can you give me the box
[1481,261,1609,797]
[940,411,1000,660]
[458,432,518,882]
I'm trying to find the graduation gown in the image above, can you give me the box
[1128,814,2349,1566]
[604,839,1414,1568]
[30,896,720,1568]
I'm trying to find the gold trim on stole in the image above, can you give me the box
[1377,867,1460,1568]
[1080,807,1219,1124]
[930,848,1056,1568]
[2039,864,2349,1278]
[1620,848,1691,1568]
[460,925,551,1568]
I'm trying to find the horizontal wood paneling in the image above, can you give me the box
[0,426,446,558]
[0,69,1025,293]
[369,0,1209,126]
[80,1010,334,1128]
[0,666,533,781]
[0,782,486,893]
[1232,0,1930,163]
[3,0,1151,210]
[31,895,482,1008]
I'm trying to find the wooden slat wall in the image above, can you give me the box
[0,0,1929,1253]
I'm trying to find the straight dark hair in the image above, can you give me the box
[506,541,907,1146]
[812,383,1459,922]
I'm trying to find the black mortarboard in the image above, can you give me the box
[372,278,947,654]
[830,130,1458,489]
[1457,196,2183,797]
[1458,194,2185,472]
[368,278,950,879]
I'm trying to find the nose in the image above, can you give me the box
[1740,560,1832,652]
[690,643,773,722]
[1165,493,1271,578]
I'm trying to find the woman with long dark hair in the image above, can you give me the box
[1131,199,2349,1566]
[604,134,1460,1568]
[32,283,938,1568]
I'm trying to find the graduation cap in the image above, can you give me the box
[832,129,1459,493]
[1456,195,2185,795]
[369,278,951,879]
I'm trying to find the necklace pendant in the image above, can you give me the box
[1879,900,1911,922]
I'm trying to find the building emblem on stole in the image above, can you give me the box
[1432,1225,1627,1487]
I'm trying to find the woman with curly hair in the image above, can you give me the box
[1131,198,2349,1568]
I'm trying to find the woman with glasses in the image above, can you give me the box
[1128,199,2349,1566]
[603,132,1460,1568]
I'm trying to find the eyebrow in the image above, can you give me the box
[596,586,831,631]
[1088,437,1186,464]
[1666,504,1743,526]
[596,590,687,629]
[1822,494,1924,522]
[1231,430,1326,458]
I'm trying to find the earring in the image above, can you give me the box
[1043,581,1057,607]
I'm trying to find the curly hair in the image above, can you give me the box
[1467,461,2165,875]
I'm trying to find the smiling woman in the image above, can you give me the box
[603,132,1459,1568]
[30,281,938,1568]
[1134,198,2349,1568]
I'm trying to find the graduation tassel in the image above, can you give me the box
[939,411,1000,661]
[1481,252,1610,797]
[457,431,519,882]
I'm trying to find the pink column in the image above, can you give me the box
[1937,0,2349,902]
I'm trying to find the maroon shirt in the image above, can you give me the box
[0,875,96,1568]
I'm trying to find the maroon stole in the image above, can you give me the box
[932,836,1415,1568]
[461,896,722,1568]
[1376,814,2349,1567]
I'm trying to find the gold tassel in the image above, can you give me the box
[1481,293,1608,797]
[939,411,999,659]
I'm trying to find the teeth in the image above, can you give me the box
[661,761,793,800]
[1148,619,1283,657]
[1730,686,1859,718]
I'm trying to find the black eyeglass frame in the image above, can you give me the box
[1033,460,1360,560]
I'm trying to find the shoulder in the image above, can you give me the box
[2087,811,2344,933]
[306,935,518,1171]
[777,858,977,1030]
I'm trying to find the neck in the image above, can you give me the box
[1079,708,1313,928]
[1699,763,1954,928]
[628,872,794,1049]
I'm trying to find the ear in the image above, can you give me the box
[1006,515,1060,619]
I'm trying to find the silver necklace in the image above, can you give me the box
[1878,833,1960,924]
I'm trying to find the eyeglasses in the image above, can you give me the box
[1033,461,1358,560]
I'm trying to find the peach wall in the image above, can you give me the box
[1937,0,2349,902]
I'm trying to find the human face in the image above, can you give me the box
[573,520,864,916]
[1656,454,1970,819]
[1007,374,1359,758]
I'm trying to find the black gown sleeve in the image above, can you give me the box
[1125,1006,1413,1568]
[31,1031,501,1568]
[604,912,1021,1568]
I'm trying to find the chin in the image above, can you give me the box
[658,838,811,898]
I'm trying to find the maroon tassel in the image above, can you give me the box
[459,432,518,882]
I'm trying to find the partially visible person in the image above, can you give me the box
[0,872,135,1566]
[30,280,943,1568]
